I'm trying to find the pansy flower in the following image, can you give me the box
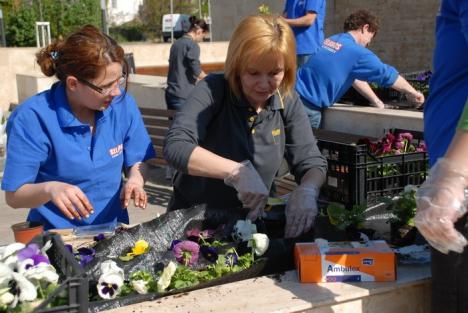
[225,252,238,267]
[93,233,105,242]
[21,263,59,284]
[76,247,96,267]
[200,246,218,263]
[186,228,216,244]
[232,220,257,242]
[157,261,177,292]
[172,241,199,266]
[247,233,269,256]
[0,264,37,308]
[97,261,124,300]
[119,240,150,261]
[169,240,182,251]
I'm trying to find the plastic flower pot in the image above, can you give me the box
[11,221,44,244]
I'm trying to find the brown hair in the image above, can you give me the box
[343,10,380,35]
[224,15,296,98]
[189,16,209,32]
[36,25,127,83]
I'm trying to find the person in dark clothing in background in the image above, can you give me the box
[164,16,209,180]
[165,16,209,111]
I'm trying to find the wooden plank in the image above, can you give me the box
[142,117,172,128]
[140,107,176,118]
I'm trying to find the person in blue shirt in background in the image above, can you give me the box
[296,10,425,128]
[1,25,156,230]
[414,0,468,311]
[282,0,327,67]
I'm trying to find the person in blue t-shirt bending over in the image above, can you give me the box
[296,10,425,128]
[282,0,327,67]
[1,25,156,230]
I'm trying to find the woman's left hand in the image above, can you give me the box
[284,185,319,238]
[120,180,147,209]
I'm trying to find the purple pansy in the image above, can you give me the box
[225,252,238,267]
[185,228,216,243]
[200,246,218,263]
[169,240,182,251]
[76,247,96,267]
[93,234,105,242]
[100,282,118,297]
[17,244,50,266]
[172,240,199,266]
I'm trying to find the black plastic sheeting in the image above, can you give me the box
[84,204,309,312]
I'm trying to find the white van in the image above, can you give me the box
[162,14,191,42]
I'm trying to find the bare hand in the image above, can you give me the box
[120,180,147,209]
[407,91,425,106]
[46,182,94,220]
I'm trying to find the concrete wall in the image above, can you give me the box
[211,0,439,72]
[0,41,228,112]
[211,0,284,42]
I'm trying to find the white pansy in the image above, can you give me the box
[131,280,149,294]
[23,263,59,284]
[100,260,124,276]
[97,271,124,300]
[0,243,25,261]
[157,261,177,292]
[0,288,14,307]
[0,243,25,270]
[232,219,257,242]
[247,233,269,256]
[11,272,38,303]
[0,263,13,287]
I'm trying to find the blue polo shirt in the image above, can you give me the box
[295,32,399,109]
[284,0,326,55]
[423,0,468,166]
[1,82,155,230]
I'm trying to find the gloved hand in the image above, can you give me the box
[415,158,468,254]
[285,185,319,238]
[224,160,268,221]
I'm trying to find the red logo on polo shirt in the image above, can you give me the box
[322,38,342,53]
[109,144,123,158]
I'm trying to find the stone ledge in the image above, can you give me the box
[106,265,430,313]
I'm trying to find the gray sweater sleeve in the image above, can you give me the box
[283,91,328,183]
[163,75,224,172]
[186,41,202,79]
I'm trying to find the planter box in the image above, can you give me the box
[32,233,89,313]
[314,129,428,208]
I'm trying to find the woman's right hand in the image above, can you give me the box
[224,160,269,220]
[45,182,94,220]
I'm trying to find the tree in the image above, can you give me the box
[2,0,101,47]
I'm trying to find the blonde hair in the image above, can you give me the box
[224,15,296,98]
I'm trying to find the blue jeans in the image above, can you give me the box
[297,54,311,68]
[300,97,323,129]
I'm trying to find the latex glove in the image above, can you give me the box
[285,185,319,238]
[414,158,468,254]
[224,160,268,221]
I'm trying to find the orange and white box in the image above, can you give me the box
[294,240,395,283]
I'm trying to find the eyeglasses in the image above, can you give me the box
[77,74,126,95]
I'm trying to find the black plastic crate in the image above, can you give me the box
[32,233,89,313]
[315,129,428,208]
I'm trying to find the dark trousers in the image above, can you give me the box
[431,214,468,313]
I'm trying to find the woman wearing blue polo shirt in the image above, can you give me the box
[1,25,155,230]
